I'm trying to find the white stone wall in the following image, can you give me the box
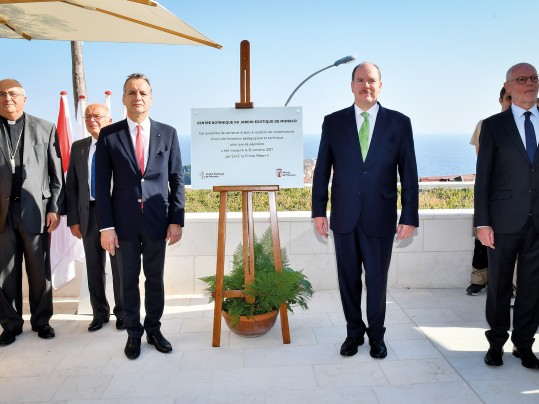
[176,209,476,292]
[39,209,476,305]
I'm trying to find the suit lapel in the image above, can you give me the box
[501,109,530,163]
[145,118,163,175]
[365,103,388,164]
[22,113,34,166]
[0,122,9,166]
[116,119,140,174]
[80,137,91,180]
[343,105,361,159]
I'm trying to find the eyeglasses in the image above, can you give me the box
[0,91,24,99]
[85,115,108,121]
[507,75,539,85]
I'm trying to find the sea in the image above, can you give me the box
[179,133,476,178]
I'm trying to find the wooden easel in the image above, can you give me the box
[211,41,290,347]
[211,185,291,347]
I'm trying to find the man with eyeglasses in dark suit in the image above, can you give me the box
[475,63,539,369]
[66,103,124,333]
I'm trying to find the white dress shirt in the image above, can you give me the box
[510,103,539,148]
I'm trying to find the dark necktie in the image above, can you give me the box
[90,149,96,199]
[524,111,537,163]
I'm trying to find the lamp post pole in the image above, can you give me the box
[284,55,356,106]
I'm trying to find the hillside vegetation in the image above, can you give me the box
[185,187,474,212]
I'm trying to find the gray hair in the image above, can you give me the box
[123,73,151,95]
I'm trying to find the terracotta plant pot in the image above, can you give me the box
[222,310,278,337]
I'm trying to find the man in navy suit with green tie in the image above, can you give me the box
[312,62,419,359]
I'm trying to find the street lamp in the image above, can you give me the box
[284,55,356,106]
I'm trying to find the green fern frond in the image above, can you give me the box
[199,226,314,326]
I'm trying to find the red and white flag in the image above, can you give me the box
[50,91,84,289]
[56,91,72,173]
[74,94,89,142]
[104,90,112,117]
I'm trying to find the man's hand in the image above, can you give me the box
[314,217,329,238]
[69,224,82,239]
[46,212,60,233]
[477,226,495,249]
[101,229,119,256]
[396,224,415,240]
[166,224,183,245]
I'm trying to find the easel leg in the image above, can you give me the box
[212,192,228,347]
[268,191,291,344]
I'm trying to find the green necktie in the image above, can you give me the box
[359,111,370,159]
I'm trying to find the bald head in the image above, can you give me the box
[0,79,27,120]
[506,63,536,81]
[84,103,112,139]
[504,62,538,110]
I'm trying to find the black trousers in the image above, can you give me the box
[486,217,539,350]
[333,220,394,341]
[83,205,123,321]
[0,201,52,332]
[116,217,166,339]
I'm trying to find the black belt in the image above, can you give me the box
[89,200,96,206]
[10,196,21,201]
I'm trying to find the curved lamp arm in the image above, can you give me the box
[284,55,356,106]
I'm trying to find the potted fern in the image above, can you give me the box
[200,227,314,336]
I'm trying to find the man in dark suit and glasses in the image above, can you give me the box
[475,62,539,369]
[95,73,185,360]
[66,103,124,332]
[312,62,419,359]
[0,79,65,346]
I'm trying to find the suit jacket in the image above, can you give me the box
[0,113,65,233]
[474,108,539,233]
[66,136,93,236]
[95,118,185,241]
[312,103,419,236]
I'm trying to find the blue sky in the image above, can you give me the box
[1,0,538,136]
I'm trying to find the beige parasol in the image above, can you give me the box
[0,0,221,48]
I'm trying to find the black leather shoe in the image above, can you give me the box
[0,329,22,346]
[116,318,126,330]
[32,324,55,339]
[340,336,364,356]
[484,347,503,366]
[512,347,539,369]
[146,330,172,353]
[88,318,108,332]
[369,339,388,359]
[124,337,141,360]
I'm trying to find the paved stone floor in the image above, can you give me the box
[1,288,538,403]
